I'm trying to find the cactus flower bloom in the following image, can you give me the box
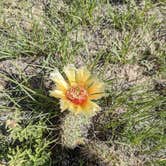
[50,64,105,115]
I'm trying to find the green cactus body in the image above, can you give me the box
[61,112,91,148]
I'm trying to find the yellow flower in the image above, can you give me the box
[50,64,105,115]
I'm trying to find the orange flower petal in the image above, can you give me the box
[87,79,105,100]
[64,64,77,86]
[50,69,69,91]
[60,99,69,111]
[50,90,65,99]
[76,67,91,86]
[82,100,101,115]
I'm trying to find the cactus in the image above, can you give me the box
[61,112,120,165]
[61,112,91,148]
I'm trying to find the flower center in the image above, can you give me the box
[66,86,88,105]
